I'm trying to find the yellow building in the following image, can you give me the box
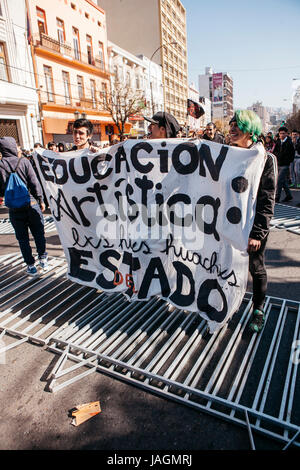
[27,0,121,146]
[98,0,188,125]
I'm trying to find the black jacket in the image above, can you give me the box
[273,137,295,166]
[293,137,300,155]
[0,137,44,205]
[250,151,277,240]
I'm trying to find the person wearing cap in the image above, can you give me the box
[144,112,181,139]
[229,110,277,333]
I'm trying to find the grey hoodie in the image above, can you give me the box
[0,137,44,206]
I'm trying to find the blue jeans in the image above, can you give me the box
[276,166,292,201]
[9,203,47,266]
[290,158,300,185]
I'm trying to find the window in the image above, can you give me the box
[135,75,140,90]
[72,27,80,60]
[43,65,54,102]
[36,7,47,36]
[113,65,118,79]
[86,35,93,65]
[90,79,96,108]
[98,41,104,70]
[126,71,131,87]
[62,71,71,105]
[56,18,65,44]
[77,75,84,100]
[101,82,107,102]
[0,42,9,81]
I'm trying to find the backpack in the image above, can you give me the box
[3,158,31,209]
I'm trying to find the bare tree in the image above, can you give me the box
[101,76,146,140]
[286,110,300,132]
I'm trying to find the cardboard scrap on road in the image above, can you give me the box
[71,401,101,426]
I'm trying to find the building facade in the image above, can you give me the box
[199,96,212,128]
[27,0,114,146]
[198,67,234,124]
[247,101,270,134]
[99,0,188,125]
[292,79,300,114]
[108,42,163,138]
[0,0,40,149]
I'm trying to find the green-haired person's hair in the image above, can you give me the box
[234,110,262,142]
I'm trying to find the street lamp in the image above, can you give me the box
[148,41,177,115]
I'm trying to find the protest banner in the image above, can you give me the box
[34,139,266,333]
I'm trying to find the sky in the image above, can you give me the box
[181,0,300,110]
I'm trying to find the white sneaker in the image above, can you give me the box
[39,256,49,271]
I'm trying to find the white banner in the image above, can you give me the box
[35,139,266,333]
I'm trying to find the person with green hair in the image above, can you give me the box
[229,110,277,333]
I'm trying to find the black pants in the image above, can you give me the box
[9,203,47,266]
[249,235,268,311]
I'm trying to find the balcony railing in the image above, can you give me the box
[38,32,72,56]
[40,88,103,111]
[34,33,108,73]
[76,97,97,109]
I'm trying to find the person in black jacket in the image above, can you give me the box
[273,126,295,202]
[229,110,277,333]
[0,137,48,276]
[202,122,225,144]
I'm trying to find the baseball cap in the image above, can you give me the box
[144,112,181,138]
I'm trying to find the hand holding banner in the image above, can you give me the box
[34,139,266,333]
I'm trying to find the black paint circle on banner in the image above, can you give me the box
[226,206,242,224]
[231,176,248,193]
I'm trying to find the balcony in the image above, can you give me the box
[75,98,97,109]
[40,89,102,112]
[34,33,108,75]
[37,32,72,56]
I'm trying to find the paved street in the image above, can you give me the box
[0,190,299,452]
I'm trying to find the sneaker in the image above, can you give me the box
[26,265,38,276]
[249,309,265,333]
[39,256,49,271]
[282,195,293,202]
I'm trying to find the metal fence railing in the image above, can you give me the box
[0,253,299,449]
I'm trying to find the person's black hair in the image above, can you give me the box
[278,126,288,133]
[73,118,93,136]
[57,142,65,152]
[47,141,56,149]
[206,122,216,128]
[33,142,42,148]
[292,129,299,133]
